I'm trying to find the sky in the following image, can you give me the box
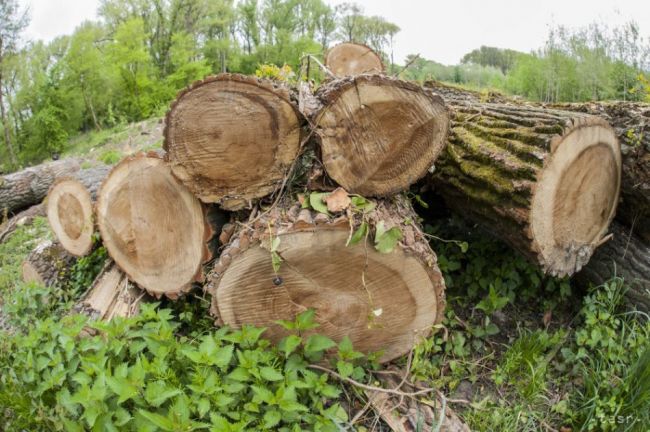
[21,0,650,65]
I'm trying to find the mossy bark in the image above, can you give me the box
[433,102,619,276]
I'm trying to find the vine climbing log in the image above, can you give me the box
[96,153,211,298]
[164,73,304,211]
[0,159,81,215]
[433,102,621,276]
[310,75,449,197]
[207,195,446,363]
[324,42,384,77]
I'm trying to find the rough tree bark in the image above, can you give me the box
[22,240,76,287]
[433,101,621,276]
[0,203,45,243]
[207,194,446,363]
[96,153,213,299]
[578,222,650,312]
[0,158,81,216]
[309,75,449,197]
[324,42,384,77]
[164,73,304,211]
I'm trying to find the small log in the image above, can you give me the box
[76,261,146,320]
[96,153,210,298]
[0,203,45,243]
[164,73,304,210]
[207,195,446,363]
[433,102,621,276]
[22,240,76,287]
[46,166,111,256]
[579,222,650,312]
[311,75,449,197]
[0,159,81,216]
[325,42,384,77]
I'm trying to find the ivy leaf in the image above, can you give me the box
[347,222,368,247]
[260,366,284,382]
[144,381,181,407]
[305,334,336,355]
[374,222,402,254]
[309,192,331,215]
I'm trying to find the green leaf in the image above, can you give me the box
[138,410,175,431]
[264,409,282,428]
[336,360,354,378]
[271,251,282,274]
[144,381,181,407]
[374,222,403,254]
[213,344,234,369]
[227,367,251,382]
[260,366,284,382]
[295,308,319,331]
[459,241,469,253]
[252,385,275,404]
[309,192,330,215]
[278,335,302,356]
[347,222,368,247]
[106,375,139,404]
[305,334,336,355]
[350,196,376,212]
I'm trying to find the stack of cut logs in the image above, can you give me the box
[5,41,642,363]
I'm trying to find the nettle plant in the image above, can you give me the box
[0,306,376,432]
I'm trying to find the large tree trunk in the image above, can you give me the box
[324,42,384,77]
[432,101,621,276]
[46,165,111,256]
[207,194,446,363]
[164,73,304,211]
[579,222,650,312]
[547,102,650,242]
[96,153,214,299]
[22,240,76,287]
[0,159,81,216]
[309,75,449,197]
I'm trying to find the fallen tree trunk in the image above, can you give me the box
[96,153,213,299]
[579,222,650,312]
[207,194,446,363]
[164,73,304,211]
[547,101,650,242]
[75,261,146,320]
[22,240,76,287]
[0,203,45,243]
[310,75,449,197]
[324,42,384,77]
[0,159,81,216]
[433,102,621,276]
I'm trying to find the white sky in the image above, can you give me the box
[22,0,650,65]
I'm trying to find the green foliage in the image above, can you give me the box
[99,149,122,165]
[0,306,376,431]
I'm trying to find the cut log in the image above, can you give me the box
[22,240,76,287]
[47,179,95,257]
[76,261,146,320]
[311,75,449,196]
[579,222,650,312]
[164,73,304,210]
[433,102,621,276]
[325,42,384,77]
[45,166,111,256]
[96,153,209,298]
[547,102,650,242]
[0,203,45,243]
[0,159,81,216]
[207,194,446,363]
